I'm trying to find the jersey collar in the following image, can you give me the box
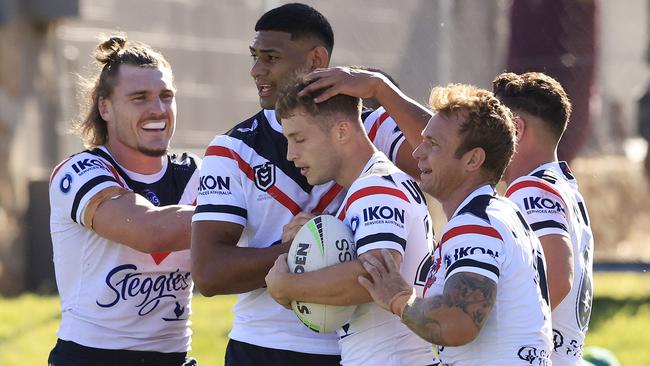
[451,184,496,218]
[98,146,168,184]
[264,109,283,134]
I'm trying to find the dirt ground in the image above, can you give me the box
[426,155,650,263]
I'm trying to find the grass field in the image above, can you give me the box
[1,272,648,365]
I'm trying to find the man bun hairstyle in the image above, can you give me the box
[74,34,172,148]
[255,3,334,56]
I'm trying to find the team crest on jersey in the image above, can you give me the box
[253,162,276,192]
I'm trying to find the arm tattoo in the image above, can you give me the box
[401,272,497,345]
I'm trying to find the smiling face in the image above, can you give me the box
[283,108,342,186]
[249,30,321,110]
[100,64,176,158]
[412,112,467,201]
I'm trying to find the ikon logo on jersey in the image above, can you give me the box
[523,196,565,214]
[198,175,231,193]
[253,162,275,192]
[361,206,405,228]
[71,158,110,176]
[443,246,500,267]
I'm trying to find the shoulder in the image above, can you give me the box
[50,150,117,185]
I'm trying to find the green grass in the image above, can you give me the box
[0,273,648,365]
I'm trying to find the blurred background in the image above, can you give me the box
[0,0,649,363]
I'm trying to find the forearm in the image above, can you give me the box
[401,295,477,346]
[93,192,194,253]
[279,260,373,306]
[374,80,432,148]
[194,242,290,295]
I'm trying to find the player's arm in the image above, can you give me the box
[191,220,290,295]
[92,190,194,253]
[358,249,496,346]
[539,234,573,309]
[265,249,402,307]
[301,67,432,150]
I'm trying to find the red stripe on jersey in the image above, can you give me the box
[49,157,73,186]
[150,252,170,265]
[312,184,343,214]
[337,186,409,220]
[205,145,302,215]
[505,180,566,207]
[102,161,126,188]
[440,225,502,245]
[367,111,390,143]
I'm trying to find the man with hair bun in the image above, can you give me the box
[48,34,198,366]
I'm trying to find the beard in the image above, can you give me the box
[137,144,168,157]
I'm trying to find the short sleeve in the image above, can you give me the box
[192,136,248,226]
[362,107,405,163]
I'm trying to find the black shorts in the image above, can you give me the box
[225,339,341,366]
[47,339,196,366]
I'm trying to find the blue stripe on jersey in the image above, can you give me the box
[388,132,403,162]
[530,220,568,232]
[71,175,118,223]
[356,233,407,251]
[578,201,589,226]
[195,204,247,218]
[445,258,500,279]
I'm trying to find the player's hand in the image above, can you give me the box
[282,211,315,244]
[300,67,386,102]
[358,249,413,315]
[265,253,292,309]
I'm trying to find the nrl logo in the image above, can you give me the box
[253,162,276,192]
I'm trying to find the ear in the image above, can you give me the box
[463,147,486,173]
[514,115,526,143]
[333,120,351,143]
[98,96,112,123]
[309,46,330,70]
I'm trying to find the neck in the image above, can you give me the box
[104,142,165,175]
[335,139,376,189]
[505,146,558,185]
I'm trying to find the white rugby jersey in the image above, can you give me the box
[192,108,407,355]
[49,146,199,352]
[424,185,553,366]
[335,152,434,366]
[505,161,594,366]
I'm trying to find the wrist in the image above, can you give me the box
[388,287,417,318]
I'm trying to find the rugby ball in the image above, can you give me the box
[287,215,357,333]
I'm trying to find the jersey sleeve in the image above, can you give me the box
[362,107,405,163]
[49,153,126,228]
[505,177,570,239]
[439,219,504,284]
[343,179,412,257]
[192,135,248,226]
